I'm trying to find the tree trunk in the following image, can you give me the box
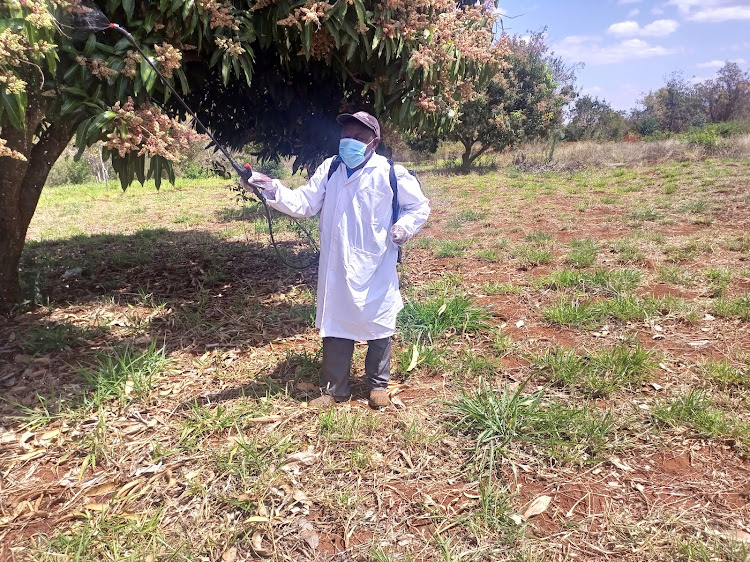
[0,94,74,313]
[460,138,475,171]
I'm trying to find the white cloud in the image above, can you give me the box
[695,57,746,67]
[688,6,750,21]
[553,35,680,65]
[667,0,750,21]
[609,20,641,35]
[618,0,642,4]
[607,19,679,37]
[695,59,726,68]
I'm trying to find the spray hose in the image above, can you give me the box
[109,23,319,269]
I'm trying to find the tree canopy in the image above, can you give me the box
[447,32,572,170]
[0,0,504,309]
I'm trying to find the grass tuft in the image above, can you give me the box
[399,295,492,344]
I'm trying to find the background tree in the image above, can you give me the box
[0,0,505,310]
[447,32,572,170]
[695,61,750,123]
[564,95,627,141]
[635,72,703,134]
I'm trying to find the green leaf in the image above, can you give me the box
[221,57,230,85]
[123,0,135,20]
[1,88,27,132]
[83,34,97,56]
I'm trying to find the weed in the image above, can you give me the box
[565,238,598,268]
[538,269,641,294]
[513,245,552,267]
[217,433,296,487]
[20,322,99,354]
[476,249,504,262]
[396,344,445,376]
[724,235,750,253]
[712,294,750,320]
[653,391,750,452]
[78,341,169,407]
[704,268,732,297]
[435,240,471,258]
[319,407,379,441]
[658,265,695,287]
[628,207,664,222]
[399,295,492,344]
[612,240,646,264]
[31,510,175,561]
[700,359,748,390]
[524,231,554,244]
[533,344,654,397]
[459,350,500,379]
[482,281,523,295]
[473,483,521,542]
[178,400,273,449]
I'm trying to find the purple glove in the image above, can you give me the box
[390,224,410,246]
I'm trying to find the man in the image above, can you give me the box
[245,112,430,408]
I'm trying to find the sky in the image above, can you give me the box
[495,0,750,112]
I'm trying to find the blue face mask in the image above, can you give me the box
[339,137,373,169]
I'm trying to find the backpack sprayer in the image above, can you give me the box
[71,7,319,268]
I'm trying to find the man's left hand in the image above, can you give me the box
[390,224,410,246]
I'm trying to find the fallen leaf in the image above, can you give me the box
[406,344,419,372]
[724,529,750,543]
[251,531,273,558]
[515,320,525,328]
[85,482,117,497]
[301,528,319,550]
[437,303,447,316]
[610,457,633,472]
[522,495,552,520]
[222,547,237,562]
[245,516,272,523]
[688,340,710,347]
[391,395,406,409]
[84,502,108,511]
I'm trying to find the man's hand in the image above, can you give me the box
[390,224,410,246]
[239,166,277,200]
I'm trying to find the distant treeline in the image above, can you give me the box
[565,62,750,141]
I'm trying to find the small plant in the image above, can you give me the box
[482,281,523,295]
[78,341,169,407]
[435,240,471,258]
[653,391,750,452]
[20,322,98,354]
[700,359,748,390]
[534,344,654,397]
[513,245,552,267]
[628,207,664,222]
[565,238,598,268]
[704,268,732,297]
[712,294,750,320]
[658,265,695,287]
[319,407,379,441]
[612,240,646,264]
[448,380,542,452]
[538,269,641,294]
[399,295,492,345]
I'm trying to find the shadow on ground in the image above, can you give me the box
[0,228,320,425]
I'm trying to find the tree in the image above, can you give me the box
[695,62,750,123]
[565,95,627,141]
[447,32,572,170]
[0,0,504,310]
[636,72,703,133]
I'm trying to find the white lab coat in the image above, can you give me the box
[266,153,430,340]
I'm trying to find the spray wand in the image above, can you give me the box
[105,23,319,268]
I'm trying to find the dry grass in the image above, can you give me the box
[1,148,750,561]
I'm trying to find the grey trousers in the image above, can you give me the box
[321,336,391,399]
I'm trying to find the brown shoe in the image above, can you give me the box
[369,389,391,409]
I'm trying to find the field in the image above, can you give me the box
[1,146,749,561]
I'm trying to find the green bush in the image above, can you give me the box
[685,128,719,150]
[47,156,94,187]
